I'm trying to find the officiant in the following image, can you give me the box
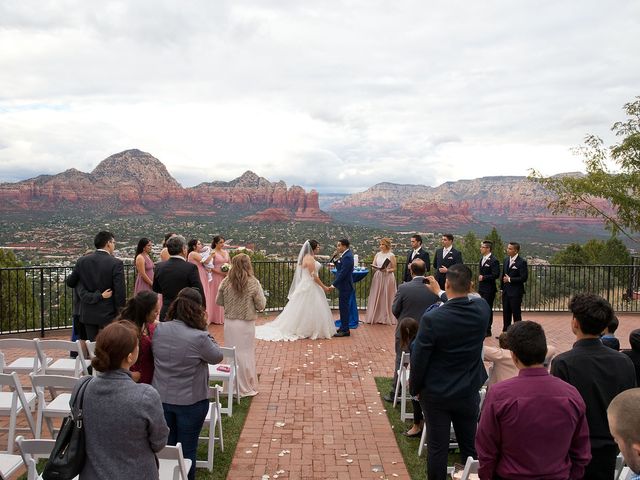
[365,238,397,325]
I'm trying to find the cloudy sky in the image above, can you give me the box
[0,1,638,193]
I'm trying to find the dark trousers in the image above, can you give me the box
[412,399,423,424]
[163,399,209,480]
[502,294,522,332]
[421,392,480,480]
[83,323,103,342]
[479,290,496,334]
[584,445,618,480]
[337,288,352,332]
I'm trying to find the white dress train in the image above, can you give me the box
[255,260,335,341]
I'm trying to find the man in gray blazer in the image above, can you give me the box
[66,231,126,341]
[383,259,440,403]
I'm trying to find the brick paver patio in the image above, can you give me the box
[1,310,639,479]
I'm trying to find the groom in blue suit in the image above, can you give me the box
[331,238,354,337]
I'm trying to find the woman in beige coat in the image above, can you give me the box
[216,253,266,397]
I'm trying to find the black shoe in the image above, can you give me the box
[402,429,423,438]
[334,331,350,337]
[383,392,395,403]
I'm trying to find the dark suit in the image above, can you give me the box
[410,295,489,480]
[478,254,500,335]
[332,249,354,333]
[153,257,205,321]
[433,247,463,290]
[402,248,430,283]
[500,255,528,331]
[391,277,439,391]
[66,250,126,341]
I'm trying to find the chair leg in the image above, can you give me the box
[35,408,43,439]
[216,402,224,452]
[393,371,401,407]
[227,379,233,417]
[8,410,17,454]
[418,426,427,457]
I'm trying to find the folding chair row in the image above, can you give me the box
[15,436,191,480]
[0,338,89,378]
[0,372,37,453]
[208,346,240,417]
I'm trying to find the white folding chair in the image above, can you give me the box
[84,341,96,360]
[196,386,224,471]
[0,339,51,386]
[393,352,412,422]
[15,435,60,480]
[0,372,37,453]
[30,374,78,439]
[158,443,192,480]
[458,456,479,480]
[0,451,23,480]
[208,346,240,416]
[35,340,88,377]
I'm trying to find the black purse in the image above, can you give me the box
[42,375,93,480]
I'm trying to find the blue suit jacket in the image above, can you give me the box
[409,296,489,400]
[332,249,354,292]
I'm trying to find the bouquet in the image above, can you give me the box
[220,263,231,273]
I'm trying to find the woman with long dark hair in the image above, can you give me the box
[78,320,168,479]
[209,235,229,324]
[134,237,154,295]
[216,253,266,397]
[152,287,223,480]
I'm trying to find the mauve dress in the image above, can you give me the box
[366,251,397,325]
[134,254,154,295]
[208,249,229,325]
[188,252,213,320]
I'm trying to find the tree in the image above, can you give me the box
[484,227,505,259]
[0,249,40,331]
[551,243,588,265]
[460,231,481,264]
[529,97,640,242]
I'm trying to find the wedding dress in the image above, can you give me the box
[255,243,335,341]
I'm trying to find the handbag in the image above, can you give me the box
[42,375,93,480]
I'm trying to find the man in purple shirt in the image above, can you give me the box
[476,321,591,479]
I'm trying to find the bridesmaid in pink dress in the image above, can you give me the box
[134,238,154,295]
[366,237,398,325]
[187,239,215,321]
[209,235,230,325]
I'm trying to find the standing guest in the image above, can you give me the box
[601,315,621,351]
[607,388,640,477]
[79,320,169,480]
[209,235,230,325]
[187,239,215,321]
[433,233,463,290]
[500,241,528,332]
[410,264,489,480]
[66,231,126,341]
[403,234,430,283]
[153,235,205,322]
[383,259,439,403]
[216,254,266,397]
[476,321,591,480]
[366,238,398,325]
[159,232,175,262]
[153,288,224,480]
[622,329,640,386]
[117,291,160,385]
[134,237,154,295]
[552,293,637,480]
[478,240,500,337]
[483,333,519,388]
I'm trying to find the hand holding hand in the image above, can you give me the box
[438,266,448,274]
[101,288,113,299]
[503,274,510,283]
[478,274,483,281]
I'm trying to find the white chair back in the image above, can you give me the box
[0,372,37,453]
[35,340,88,377]
[29,374,78,439]
[459,456,479,480]
[0,339,48,380]
[196,385,224,471]
[208,346,239,416]
[158,443,192,480]
[15,435,57,480]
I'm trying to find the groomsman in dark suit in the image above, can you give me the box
[66,231,126,341]
[153,235,205,321]
[478,240,501,337]
[500,242,528,332]
[433,233,463,290]
[402,234,430,283]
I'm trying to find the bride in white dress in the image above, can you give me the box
[255,240,336,341]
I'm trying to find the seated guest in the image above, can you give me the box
[79,320,169,480]
[601,315,621,351]
[476,321,591,480]
[117,291,160,384]
[482,333,518,388]
[607,388,640,477]
[622,329,640,386]
[153,288,224,480]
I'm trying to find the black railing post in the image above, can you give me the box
[606,265,612,304]
[40,268,46,337]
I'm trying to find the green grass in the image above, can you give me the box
[18,394,252,480]
[375,377,460,480]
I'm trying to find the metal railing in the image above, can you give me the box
[1,262,639,336]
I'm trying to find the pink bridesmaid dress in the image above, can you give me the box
[188,252,213,320]
[134,254,154,295]
[209,249,229,325]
